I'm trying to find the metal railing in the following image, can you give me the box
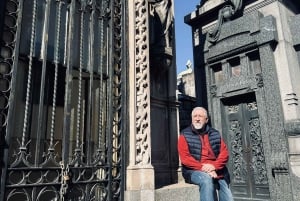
[0,0,126,200]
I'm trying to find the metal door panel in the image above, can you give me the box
[221,93,270,201]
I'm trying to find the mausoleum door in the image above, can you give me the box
[221,93,270,201]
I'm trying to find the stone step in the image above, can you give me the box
[155,182,199,201]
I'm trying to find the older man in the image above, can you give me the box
[178,107,233,201]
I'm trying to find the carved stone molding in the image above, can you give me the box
[255,73,264,88]
[210,84,217,97]
[135,0,151,166]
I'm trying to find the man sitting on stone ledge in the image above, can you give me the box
[178,107,233,201]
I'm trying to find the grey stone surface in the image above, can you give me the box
[291,171,300,201]
[125,190,155,201]
[125,183,200,201]
[155,183,199,201]
[289,14,300,46]
[125,190,141,201]
[285,120,300,136]
[205,11,278,62]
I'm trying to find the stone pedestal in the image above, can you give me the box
[125,165,155,201]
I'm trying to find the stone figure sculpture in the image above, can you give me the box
[149,0,174,49]
[207,0,243,43]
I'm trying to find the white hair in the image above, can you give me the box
[191,107,208,118]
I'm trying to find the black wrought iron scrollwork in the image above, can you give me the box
[10,139,31,168]
[1,0,125,200]
[109,0,124,199]
[229,120,247,183]
[249,117,268,185]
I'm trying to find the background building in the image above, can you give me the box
[177,60,196,131]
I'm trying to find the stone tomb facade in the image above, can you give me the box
[184,0,300,200]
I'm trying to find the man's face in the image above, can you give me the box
[192,109,208,129]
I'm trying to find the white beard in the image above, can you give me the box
[193,123,203,130]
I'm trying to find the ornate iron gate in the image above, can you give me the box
[0,0,126,200]
[221,93,270,201]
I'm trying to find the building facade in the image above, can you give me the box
[177,66,196,131]
[185,0,300,200]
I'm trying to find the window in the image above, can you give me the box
[211,63,223,84]
[229,57,241,77]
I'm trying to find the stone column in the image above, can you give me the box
[125,1,155,201]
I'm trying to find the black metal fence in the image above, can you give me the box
[0,0,126,200]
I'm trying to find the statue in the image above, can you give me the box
[149,0,174,50]
[148,0,174,74]
[207,0,243,43]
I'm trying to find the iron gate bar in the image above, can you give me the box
[61,1,75,198]
[72,1,84,168]
[86,2,95,167]
[35,0,51,168]
[48,0,63,162]
[95,0,108,168]
[20,0,36,155]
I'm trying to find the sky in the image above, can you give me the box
[174,0,200,74]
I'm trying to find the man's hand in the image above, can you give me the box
[208,170,218,178]
[202,164,217,178]
[202,163,215,172]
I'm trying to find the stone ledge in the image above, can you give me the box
[155,182,199,201]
